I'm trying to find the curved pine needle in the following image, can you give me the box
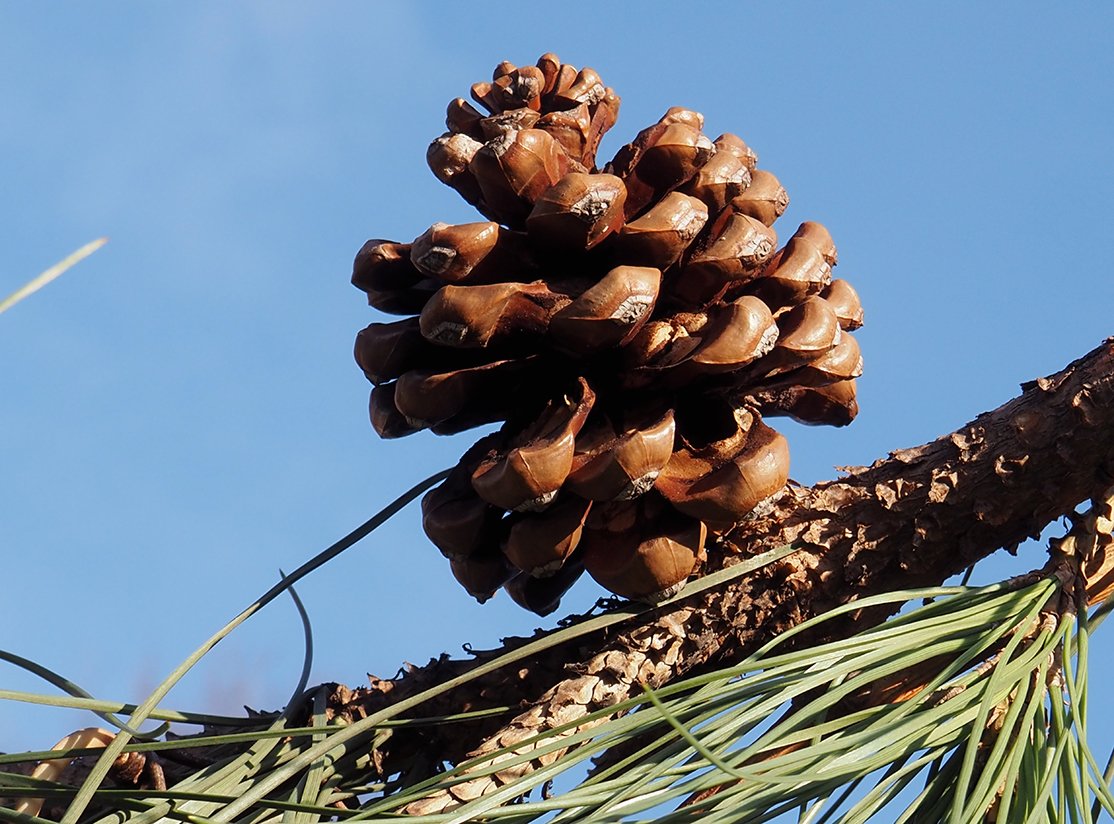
[638,683,744,781]
[277,570,314,715]
[0,650,168,740]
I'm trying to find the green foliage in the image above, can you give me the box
[2,471,1112,822]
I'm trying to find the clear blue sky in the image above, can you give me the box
[2,1,1112,766]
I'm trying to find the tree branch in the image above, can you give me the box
[334,337,1114,812]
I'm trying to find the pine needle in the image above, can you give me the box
[0,239,107,316]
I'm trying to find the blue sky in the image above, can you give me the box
[2,0,1112,774]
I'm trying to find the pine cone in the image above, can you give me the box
[352,54,864,612]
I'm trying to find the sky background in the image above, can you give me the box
[2,0,1112,784]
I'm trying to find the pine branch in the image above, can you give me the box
[334,337,1114,812]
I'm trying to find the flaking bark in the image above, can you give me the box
[333,338,1114,812]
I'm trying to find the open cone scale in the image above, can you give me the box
[352,53,864,611]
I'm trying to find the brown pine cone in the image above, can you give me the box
[352,53,865,612]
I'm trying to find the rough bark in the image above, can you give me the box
[332,338,1114,812]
